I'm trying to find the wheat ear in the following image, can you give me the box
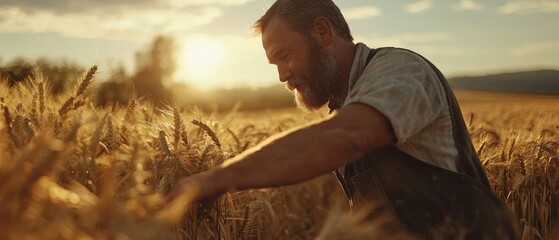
[159,130,172,156]
[58,97,75,117]
[38,81,45,115]
[192,119,221,149]
[75,65,97,97]
[173,108,183,150]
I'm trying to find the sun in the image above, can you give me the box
[176,36,226,89]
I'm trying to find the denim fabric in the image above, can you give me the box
[340,147,520,239]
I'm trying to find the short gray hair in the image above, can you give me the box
[253,0,353,41]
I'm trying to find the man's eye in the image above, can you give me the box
[279,52,290,60]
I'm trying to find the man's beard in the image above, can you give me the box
[289,36,341,111]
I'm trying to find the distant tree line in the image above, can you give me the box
[1,35,294,112]
[1,35,177,107]
[95,35,176,107]
[0,57,84,95]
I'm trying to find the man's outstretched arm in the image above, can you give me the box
[167,103,395,203]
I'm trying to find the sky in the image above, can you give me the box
[0,0,558,90]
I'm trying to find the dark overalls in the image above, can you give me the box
[332,48,521,239]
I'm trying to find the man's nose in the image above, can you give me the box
[277,65,292,83]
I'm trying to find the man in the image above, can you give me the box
[168,0,520,238]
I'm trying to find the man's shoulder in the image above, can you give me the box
[364,47,429,71]
[370,47,424,60]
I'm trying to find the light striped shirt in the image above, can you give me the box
[342,43,458,172]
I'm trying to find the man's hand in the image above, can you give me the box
[165,175,201,204]
[159,103,394,223]
[159,169,226,223]
[166,169,225,203]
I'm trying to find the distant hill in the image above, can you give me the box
[180,69,559,112]
[178,85,295,112]
[449,70,559,95]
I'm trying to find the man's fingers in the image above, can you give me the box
[165,184,179,203]
[165,178,196,203]
[157,181,201,224]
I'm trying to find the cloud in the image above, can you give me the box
[171,0,255,7]
[341,6,382,21]
[510,41,559,57]
[457,0,484,11]
[354,32,473,57]
[0,0,256,41]
[405,0,433,14]
[0,0,254,13]
[499,0,559,14]
[357,32,453,46]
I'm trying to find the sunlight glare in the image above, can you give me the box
[177,36,226,89]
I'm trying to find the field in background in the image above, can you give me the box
[457,90,559,240]
[0,69,558,239]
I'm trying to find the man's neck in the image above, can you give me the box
[328,42,357,110]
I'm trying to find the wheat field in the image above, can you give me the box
[0,67,557,239]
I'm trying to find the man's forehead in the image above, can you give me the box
[262,16,293,49]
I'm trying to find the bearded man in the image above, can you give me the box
[168,0,520,238]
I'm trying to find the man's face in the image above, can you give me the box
[262,17,340,111]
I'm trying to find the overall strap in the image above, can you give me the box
[366,48,379,65]
[398,48,491,188]
[329,48,381,113]
[333,47,383,194]
[360,47,490,188]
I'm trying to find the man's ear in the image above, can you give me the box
[312,17,333,46]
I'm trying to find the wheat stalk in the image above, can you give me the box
[226,128,243,153]
[58,65,97,117]
[38,81,45,115]
[2,104,18,147]
[192,119,221,149]
[2,103,11,129]
[103,115,117,150]
[180,129,189,150]
[30,93,39,127]
[124,99,138,122]
[89,115,107,161]
[195,145,214,173]
[173,107,183,150]
[75,65,97,97]
[59,97,75,117]
[236,206,251,239]
[71,97,86,111]
[158,130,172,157]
